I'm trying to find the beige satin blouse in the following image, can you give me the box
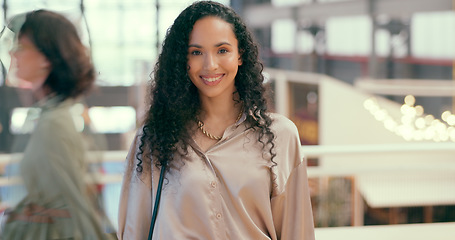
[117,113,315,240]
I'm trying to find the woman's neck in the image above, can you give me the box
[33,85,53,101]
[199,92,241,123]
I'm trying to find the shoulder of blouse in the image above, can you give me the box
[269,112,299,137]
[269,112,304,184]
[36,103,76,136]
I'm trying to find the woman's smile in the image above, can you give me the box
[201,73,224,85]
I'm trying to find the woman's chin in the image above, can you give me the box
[18,77,46,90]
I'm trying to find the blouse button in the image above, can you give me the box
[216,213,222,219]
[210,181,217,188]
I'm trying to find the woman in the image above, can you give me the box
[118,1,315,240]
[2,10,111,239]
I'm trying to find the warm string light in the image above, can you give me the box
[364,95,455,142]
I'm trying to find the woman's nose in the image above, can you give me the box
[203,53,218,70]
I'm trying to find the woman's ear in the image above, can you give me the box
[238,56,242,66]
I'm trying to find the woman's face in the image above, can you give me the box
[11,35,50,89]
[187,16,242,100]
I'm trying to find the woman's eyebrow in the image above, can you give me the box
[188,44,202,48]
[188,42,232,48]
[215,42,232,47]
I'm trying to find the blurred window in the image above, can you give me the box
[271,19,296,53]
[88,106,136,133]
[9,105,136,134]
[326,15,371,56]
[272,0,349,6]
[412,11,455,59]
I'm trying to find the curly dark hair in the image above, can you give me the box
[18,10,95,100]
[137,1,276,171]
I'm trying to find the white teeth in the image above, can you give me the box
[202,75,222,82]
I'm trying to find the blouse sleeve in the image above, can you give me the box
[270,114,315,240]
[117,130,153,240]
[271,162,315,240]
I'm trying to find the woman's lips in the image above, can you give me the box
[201,74,224,86]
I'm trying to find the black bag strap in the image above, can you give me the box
[148,164,166,240]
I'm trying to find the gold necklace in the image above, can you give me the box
[197,105,244,141]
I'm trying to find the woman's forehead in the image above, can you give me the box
[188,16,237,46]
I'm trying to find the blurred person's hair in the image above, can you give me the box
[19,9,95,100]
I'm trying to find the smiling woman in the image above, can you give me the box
[117,1,315,240]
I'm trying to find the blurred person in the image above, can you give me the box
[117,1,315,240]
[0,10,113,239]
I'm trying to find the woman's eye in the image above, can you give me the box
[218,49,228,54]
[191,50,202,55]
